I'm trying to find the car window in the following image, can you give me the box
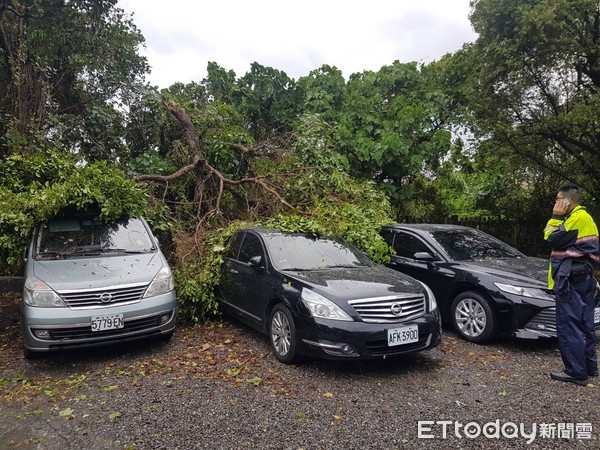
[225,232,244,260]
[381,229,394,247]
[35,217,154,256]
[263,234,372,271]
[238,233,265,264]
[392,232,431,259]
[430,229,523,261]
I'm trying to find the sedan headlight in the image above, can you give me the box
[144,267,174,298]
[301,288,352,321]
[494,283,554,301]
[23,278,66,307]
[417,281,438,312]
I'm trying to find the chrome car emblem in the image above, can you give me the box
[390,302,403,316]
[99,292,113,303]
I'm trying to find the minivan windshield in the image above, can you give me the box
[35,217,155,257]
[263,234,372,271]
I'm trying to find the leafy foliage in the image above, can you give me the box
[7,0,600,323]
[169,113,394,323]
[457,0,600,209]
[0,0,148,158]
[0,151,147,271]
[336,61,453,209]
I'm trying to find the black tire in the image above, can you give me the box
[23,347,44,360]
[158,330,174,343]
[268,304,298,364]
[451,291,496,344]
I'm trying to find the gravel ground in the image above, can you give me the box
[1,291,599,450]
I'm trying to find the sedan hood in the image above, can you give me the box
[461,257,549,287]
[284,265,424,303]
[32,253,163,291]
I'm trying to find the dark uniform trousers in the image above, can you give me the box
[554,272,598,379]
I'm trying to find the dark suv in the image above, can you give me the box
[218,228,442,363]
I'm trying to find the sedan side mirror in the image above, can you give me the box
[248,255,264,269]
[414,252,436,262]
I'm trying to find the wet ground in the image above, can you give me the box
[1,292,599,449]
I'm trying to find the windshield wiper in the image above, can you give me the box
[35,252,66,259]
[322,264,368,269]
[101,248,151,254]
[280,267,312,272]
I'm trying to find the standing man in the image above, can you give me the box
[544,183,599,386]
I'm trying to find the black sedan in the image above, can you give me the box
[218,228,441,363]
[381,224,600,343]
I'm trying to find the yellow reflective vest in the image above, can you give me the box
[543,205,600,289]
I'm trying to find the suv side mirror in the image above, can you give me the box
[248,255,264,269]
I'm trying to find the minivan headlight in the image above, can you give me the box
[23,279,66,307]
[144,267,174,298]
[417,281,438,312]
[494,283,554,301]
[301,288,352,321]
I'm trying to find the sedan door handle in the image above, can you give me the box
[230,269,239,274]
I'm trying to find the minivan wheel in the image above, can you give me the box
[23,347,43,360]
[269,304,298,364]
[451,291,496,344]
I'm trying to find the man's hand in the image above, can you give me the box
[553,198,570,216]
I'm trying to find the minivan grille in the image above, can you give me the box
[59,283,147,309]
[348,294,426,323]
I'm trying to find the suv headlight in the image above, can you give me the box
[417,281,437,312]
[301,288,352,321]
[494,283,554,301]
[23,278,66,307]
[144,267,174,298]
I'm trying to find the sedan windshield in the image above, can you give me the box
[35,217,155,257]
[263,234,372,271]
[430,229,523,261]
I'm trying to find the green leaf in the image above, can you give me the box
[59,407,74,418]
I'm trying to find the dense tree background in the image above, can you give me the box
[2,0,599,321]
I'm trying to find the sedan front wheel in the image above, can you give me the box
[451,291,496,344]
[269,304,299,364]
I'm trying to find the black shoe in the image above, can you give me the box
[588,370,598,377]
[550,372,588,386]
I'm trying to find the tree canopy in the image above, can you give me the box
[2,0,599,321]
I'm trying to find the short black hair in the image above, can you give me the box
[558,182,581,204]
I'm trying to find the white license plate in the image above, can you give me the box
[387,324,419,347]
[91,314,124,332]
[595,307,600,324]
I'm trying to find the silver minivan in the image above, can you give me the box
[21,214,176,358]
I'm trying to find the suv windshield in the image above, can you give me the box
[35,217,155,257]
[430,229,523,261]
[263,234,372,271]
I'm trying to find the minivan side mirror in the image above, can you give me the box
[248,256,264,269]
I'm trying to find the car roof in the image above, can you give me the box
[382,223,478,233]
